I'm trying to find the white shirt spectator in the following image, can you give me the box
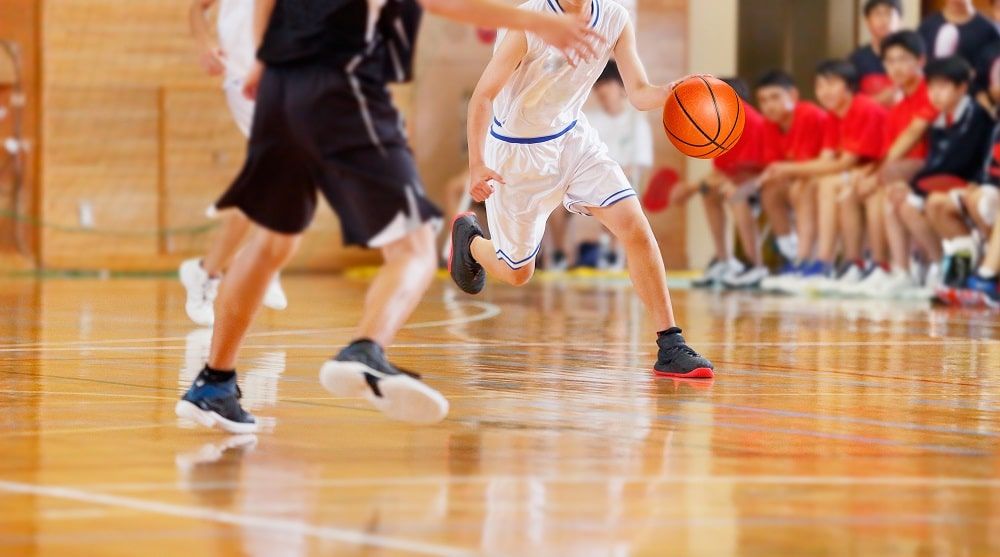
[585,107,654,186]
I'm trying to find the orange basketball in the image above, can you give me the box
[662,76,746,160]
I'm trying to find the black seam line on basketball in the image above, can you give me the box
[663,122,715,148]
[715,91,745,151]
[673,88,726,150]
[698,76,723,143]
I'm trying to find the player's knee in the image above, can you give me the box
[506,265,534,287]
[925,193,952,218]
[383,224,436,265]
[976,187,999,226]
[252,231,301,268]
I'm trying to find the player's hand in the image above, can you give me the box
[199,44,226,76]
[469,164,504,202]
[762,162,789,182]
[532,12,604,68]
[242,62,264,101]
[668,73,715,90]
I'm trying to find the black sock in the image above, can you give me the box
[657,327,682,337]
[201,365,236,383]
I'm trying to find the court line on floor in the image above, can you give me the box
[77,473,1000,494]
[0,301,502,351]
[0,480,472,557]
[0,337,996,354]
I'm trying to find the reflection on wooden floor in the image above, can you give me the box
[0,276,998,556]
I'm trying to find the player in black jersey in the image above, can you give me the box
[176,0,604,432]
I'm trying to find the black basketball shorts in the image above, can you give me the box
[216,64,441,247]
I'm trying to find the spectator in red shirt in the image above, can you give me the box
[762,60,887,293]
[850,0,904,108]
[851,30,939,296]
[753,70,830,288]
[671,78,775,288]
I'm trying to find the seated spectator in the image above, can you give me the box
[752,71,831,290]
[895,56,996,297]
[918,0,999,65]
[851,30,938,297]
[850,0,904,107]
[762,60,887,294]
[671,78,774,288]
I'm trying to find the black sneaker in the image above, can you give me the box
[653,328,715,379]
[319,339,449,424]
[942,254,973,289]
[175,369,258,433]
[448,212,486,294]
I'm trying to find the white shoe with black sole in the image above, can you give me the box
[319,340,449,425]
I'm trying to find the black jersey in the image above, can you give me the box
[258,0,421,83]
[913,96,996,193]
[918,11,1000,67]
[848,44,891,97]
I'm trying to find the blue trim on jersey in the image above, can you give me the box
[496,245,541,269]
[490,120,578,144]
[602,191,637,208]
[600,188,635,206]
[548,0,599,28]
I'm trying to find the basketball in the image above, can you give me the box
[662,75,746,159]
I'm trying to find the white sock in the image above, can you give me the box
[776,234,798,261]
[943,236,977,257]
[978,264,997,280]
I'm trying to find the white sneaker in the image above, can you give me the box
[179,258,220,327]
[722,266,769,289]
[845,265,890,298]
[263,274,288,311]
[823,263,866,296]
[692,259,743,288]
[905,262,944,300]
[879,269,917,298]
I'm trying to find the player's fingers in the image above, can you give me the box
[487,171,505,185]
[560,49,577,69]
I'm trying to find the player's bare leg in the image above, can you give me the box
[469,235,536,287]
[203,211,253,276]
[815,173,843,265]
[701,186,730,263]
[355,223,438,346]
[175,229,300,434]
[790,179,817,262]
[208,229,302,371]
[590,197,713,377]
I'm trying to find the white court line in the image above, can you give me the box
[0,338,996,355]
[75,474,1000,494]
[0,480,472,557]
[0,301,502,351]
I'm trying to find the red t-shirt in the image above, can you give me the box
[762,101,829,162]
[822,94,888,160]
[714,101,770,177]
[884,80,937,160]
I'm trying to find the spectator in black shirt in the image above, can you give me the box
[918,0,1000,69]
[850,0,903,108]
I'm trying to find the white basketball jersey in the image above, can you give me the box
[491,0,629,139]
[217,0,256,81]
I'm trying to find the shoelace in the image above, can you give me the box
[667,343,699,358]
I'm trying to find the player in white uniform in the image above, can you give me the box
[449,0,714,378]
[182,0,287,327]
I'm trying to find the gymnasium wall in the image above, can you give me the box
[0,0,40,269]
[31,0,691,273]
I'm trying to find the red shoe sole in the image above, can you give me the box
[652,367,715,379]
[447,211,475,275]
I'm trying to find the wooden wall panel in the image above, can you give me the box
[40,0,377,271]
[0,0,40,267]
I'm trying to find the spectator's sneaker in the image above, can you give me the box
[824,262,867,296]
[946,275,1000,308]
[175,369,258,434]
[692,258,743,288]
[653,328,714,379]
[760,261,800,292]
[943,254,974,289]
[320,340,449,425]
[722,266,769,289]
[179,258,220,327]
[781,261,831,295]
[848,265,891,298]
[448,212,486,295]
[262,273,288,311]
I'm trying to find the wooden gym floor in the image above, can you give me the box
[0,274,998,556]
